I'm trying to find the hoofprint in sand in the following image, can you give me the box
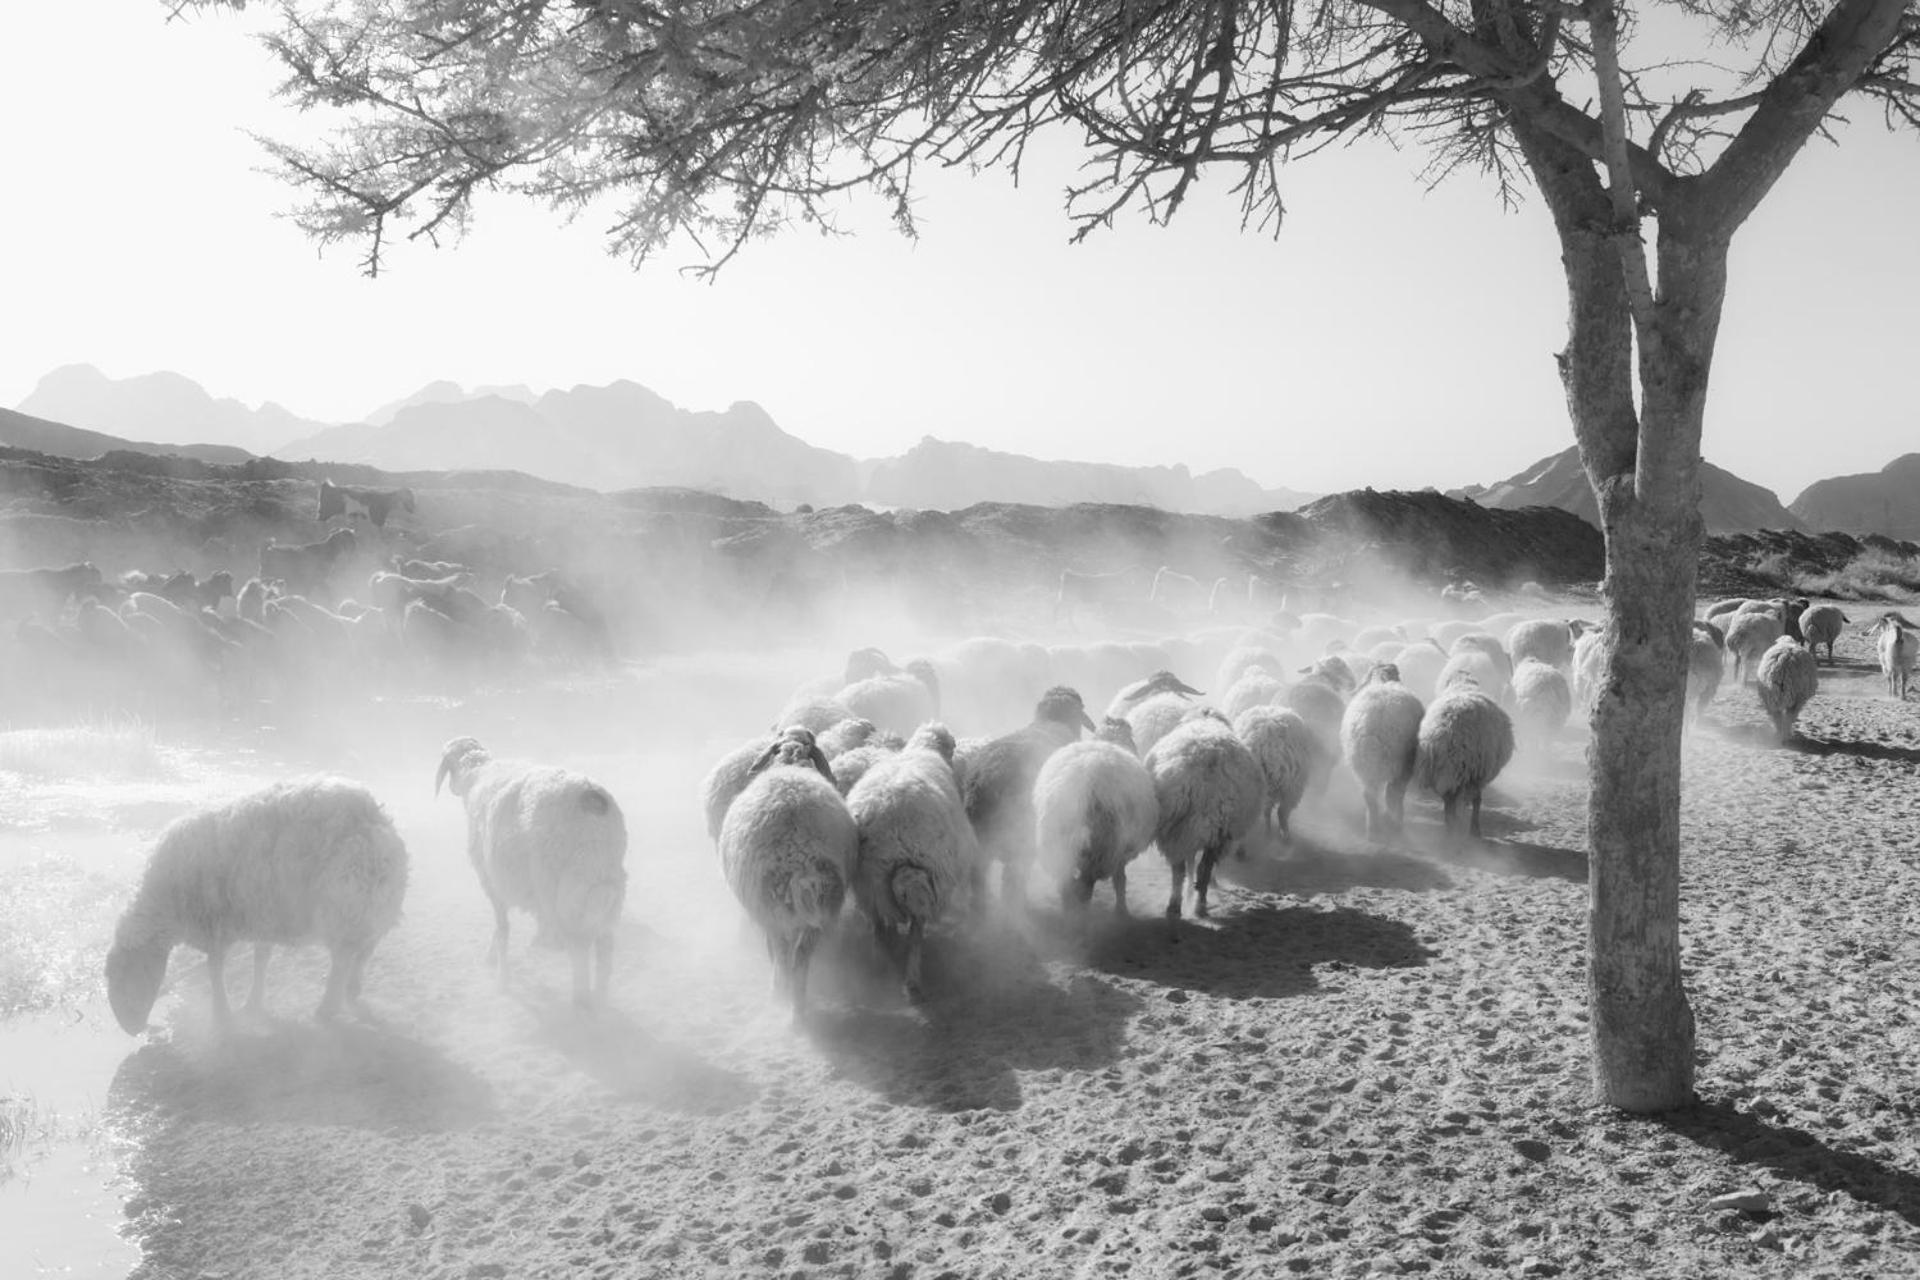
[1,619,1917,1280]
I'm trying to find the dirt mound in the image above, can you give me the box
[1296,489,1603,586]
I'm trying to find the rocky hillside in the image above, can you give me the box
[19,365,325,455]
[1456,445,1806,534]
[0,408,251,467]
[1789,454,1920,539]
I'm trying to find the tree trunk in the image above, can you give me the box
[1583,223,1728,1112]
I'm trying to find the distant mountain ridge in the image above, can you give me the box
[0,405,253,466]
[1454,446,1806,534]
[1789,454,1920,540]
[16,367,1316,516]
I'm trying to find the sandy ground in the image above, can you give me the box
[3,615,1919,1279]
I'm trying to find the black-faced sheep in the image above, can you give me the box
[106,778,408,1032]
[436,737,629,1010]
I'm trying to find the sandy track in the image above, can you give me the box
[6,627,1920,1279]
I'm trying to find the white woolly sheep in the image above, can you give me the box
[1799,604,1847,664]
[846,723,975,1000]
[1034,731,1159,917]
[1300,654,1359,698]
[1448,633,1513,681]
[959,687,1097,908]
[1415,684,1515,838]
[1505,619,1576,673]
[1338,664,1425,838]
[1754,637,1818,744]
[1215,646,1286,696]
[817,717,886,759]
[1222,669,1284,720]
[1233,705,1319,836]
[1146,715,1265,919]
[1438,649,1509,705]
[436,737,629,1010]
[718,730,856,1019]
[1509,658,1572,746]
[1573,625,1612,714]
[831,742,902,796]
[1873,613,1918,698]
[839,662,942,738]
[106,777,408,1032]
[1351,624,1405,653]
[1725,609,1784,685]
[1276,675,1347,788]
[261,528,357,599]
[772,693,856,735]
[1392,639,1449,704]
[1126,690,1209,759]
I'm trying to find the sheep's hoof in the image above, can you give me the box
[904,980,927,1006]
[1195,901,1211,919]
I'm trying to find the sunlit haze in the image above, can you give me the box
[3,0,1915,499]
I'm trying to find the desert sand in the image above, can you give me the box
[2,611,1918,1280]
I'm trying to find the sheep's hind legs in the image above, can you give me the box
[1112,867,1129,917]
[239,943,272,1020]
[1164,860,1187,921]
[485,900,511,990]
[569,943,594,1011]
[788,929,821,1024]
[317,942,362,1022]
[206,943,234,1029]
[593,934,613,1008]
[903,920,927,1005]
[1194,847,1220,918]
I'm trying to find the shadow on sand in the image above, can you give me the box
[1663,1097,1920,1229]
[109,1018,495,1132]
[520,998,760,1114]
[1223,833,1457,896]
[1081,901,1434,1000]
[1788,733,1920,765]
[801,924,1143,1113]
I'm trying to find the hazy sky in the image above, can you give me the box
[2,1,1914,499]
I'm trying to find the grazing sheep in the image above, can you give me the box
[1725,609,1784,685]
[105,778,408,1032]
[1685,631,1725,728]
[1146,715,1265,919]
[1799,604,1847,664]
[845,724,975,1000]
[719,730,856,1019]
[1509,658,1573,746]
[1573,625,1612,714]
[1505,619,1576,673]
[1754,637,1819,744]
[1034,726,1159,916]
[1415,683,1516,838]
[1338,664,1425,838]
[959,687,1096,908]
[1233,705,1319,836]
[1873,613,1919,698]
[436,737,629,1010]
[261,529,358,599]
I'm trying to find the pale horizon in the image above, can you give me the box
[3,1,1915,504]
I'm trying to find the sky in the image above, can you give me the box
[1,1,1914,500]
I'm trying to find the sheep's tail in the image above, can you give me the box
[541,862,627,947]
[890,865,939,924]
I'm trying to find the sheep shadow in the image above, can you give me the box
[803,935,1141,1113]
[1223,833,1457,896]
[1081,902,1434,1001]
[1661,1097,1920,1229]
[1428,836,1589,883]
[520,998,760,1115]
[108,1019,494,1132]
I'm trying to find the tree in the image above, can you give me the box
[185,0,1918,1110]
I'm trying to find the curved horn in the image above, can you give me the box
[435,736,482,797]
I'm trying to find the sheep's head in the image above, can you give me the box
[1034,686,1097,737]
[905,722,957,763]
[749,727,833,781]
[1299,655,1356,697]
[105,936,170,1034]
[1096,717,1139,753]
[435,736,491,797]
[1365,662,1403,687]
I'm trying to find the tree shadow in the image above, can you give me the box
[108,1020,495,1133]
[1080,902,1434,1001]
[519,999,760,1115]
[1788,733,1920,764]
[1662,1097,1920,1229]
[802,926,1141,1113]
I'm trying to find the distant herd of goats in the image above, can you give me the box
[94,559,1920,1028]
[0,483,612,721]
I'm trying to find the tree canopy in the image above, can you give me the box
[193,0,1917,275]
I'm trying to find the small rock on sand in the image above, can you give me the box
[1704,1189,1772,1214]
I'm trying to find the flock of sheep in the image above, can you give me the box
[0,521,611,723]
[95,578,1918,1034]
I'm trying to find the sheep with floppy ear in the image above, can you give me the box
[436,737,629,1010]
[106,778,408,1033]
